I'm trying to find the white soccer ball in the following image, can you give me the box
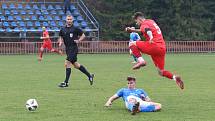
[25,99,38,111]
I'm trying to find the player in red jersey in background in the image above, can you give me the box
[38,27,63,61]
[126,12,184,90]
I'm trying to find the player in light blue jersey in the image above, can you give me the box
[104,76,161,115]
[129,28,141,63]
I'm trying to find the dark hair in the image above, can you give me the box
[132,12,144,20]
[127,76,136,81]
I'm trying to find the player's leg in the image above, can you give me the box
[38,46,45,61]
[73,62,94,85]
[59,60,72,88]
[151,51,184,90]
[129,49,137,63]
[129,41,147,69]
[50,44,63,56]
[139,101,162,112]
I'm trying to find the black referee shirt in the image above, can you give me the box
[59,26,83,50]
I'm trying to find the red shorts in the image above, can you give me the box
[136,41,166,70]
[42,41,52,50]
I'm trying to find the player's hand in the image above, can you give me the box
[59,42,63,47]
[125,27,135,33]
[149,39,154,44]
[74,40,80,44]
[104,100,112,107]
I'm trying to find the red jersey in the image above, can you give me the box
[42,31,51,42]
[140,19,165,46]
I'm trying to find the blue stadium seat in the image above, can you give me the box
[0,28,4,32]
[72,10,80,17]
[19,21,25,27]
[77,16,84,22]
[37,27,42,31]
[47,15,53,21]
[36,10,41,15]
[70,5,76,12]
[9,3,16,9]
[3,22,9,27]
[39,16,45,21]
[12,10,18,15]
[24,16,30,21]
[5,10,10,16]
[55,5,62,10]
[41,4,46,10]
[35,21,41,27]
[50,21,56,26]
[62,16,66,21]
[29,27,36,31]
[58,21,64,27]
[13,27,20,32]
[33,4,39,10]
[20,10,26,15]
[28,10,34,15]
[43,21,49,27]
[0,15,6,21]
[17,4,23,9]
[6,27,12,32]
[25,4,31,10]
[11,22,17,27]
[42,10,49,15]
[15,16,22,21]
[27,21,33,27]
[84,27,91,32]
[50,10,57,15]
[48,5,54,10]
[53,27,60,31]
[0,10,2,15]
[58,10,64,15]
[8,16,14,21]
[2,3,7,9]
[54,16,60,21]
[81,21,88,28]
[73,21,79,27]
[31,15,37,21]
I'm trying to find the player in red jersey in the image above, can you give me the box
[38,27,63,61]
[126,12,184,90]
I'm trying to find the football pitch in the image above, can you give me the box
[0,54,215,121]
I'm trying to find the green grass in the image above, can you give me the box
[0,54,215,121]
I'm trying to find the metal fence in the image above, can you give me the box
[0,41,215,55]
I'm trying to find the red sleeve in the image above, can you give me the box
[140,24,150,33]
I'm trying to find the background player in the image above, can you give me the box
[129,27,141,63]
[104,76,161,115]
[38,27,62,61]
[58,15,94,88]
[125,12,184,90]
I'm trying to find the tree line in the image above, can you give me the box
[84,0,215,41]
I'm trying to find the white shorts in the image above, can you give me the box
[125,95,153,109]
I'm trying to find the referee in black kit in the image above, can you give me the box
[58,15,94,88]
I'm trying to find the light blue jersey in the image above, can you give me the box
[130,32,141,42]
[116,88,148,102]
[116,88,156,112]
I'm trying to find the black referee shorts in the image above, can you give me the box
[66,48,78,64]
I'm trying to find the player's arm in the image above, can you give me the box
[74,28,85,43]
[58,30,64,47]
[58,36,63,47]
[125,27,141,33]
[104,94,120,107]
[145,28,153,43]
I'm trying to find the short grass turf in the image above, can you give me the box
[0,54,215,121]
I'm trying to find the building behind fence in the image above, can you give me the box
[0,41,215,55]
